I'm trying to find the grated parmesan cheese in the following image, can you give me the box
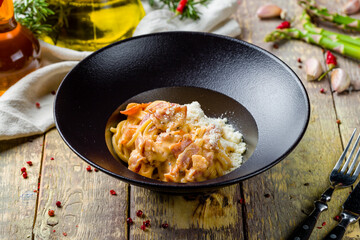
[185,101,246,172]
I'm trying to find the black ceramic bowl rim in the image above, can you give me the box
[54,31,310,193]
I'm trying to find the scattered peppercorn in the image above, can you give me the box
[56,201,62,208]
[136,210,143,217]
[22,172,28,178]
[140,224,146,231]
[161,223,169,229]
[94,168,99,172]
[63,232,67,236]
[48,210,55,217]
[86,166,92,172]
[35,102,40,108]
[334,215,341,221]
[21,167,27,172]
[336,119,341,124]
[322,222,326,226]
[298,65,302,69]
[26,161,33,166]
[297,58,302,63]
[317,226,322,229]
[264,193,271,198]
[276,21,291,29]
[273,44,279,49]
[304,183,310,186]
[143,220,151,227]
[51,90,56,95]
[239,198,245,204]
[50,157,54,160]
[320,88,325,93]
[127,217,133,225]
[110,190,117,195]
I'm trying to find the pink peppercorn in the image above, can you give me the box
[136,210,143,217]
[48,210,55,217]
[127,217,133,225]
[276,21,291,29]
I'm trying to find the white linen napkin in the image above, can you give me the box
[0,0,241,141]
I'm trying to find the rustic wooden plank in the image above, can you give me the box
[33,129,129,240]
[314,0,360,238]
[237,0,356,239]
[0,135,43,239]
[129,185,244,240]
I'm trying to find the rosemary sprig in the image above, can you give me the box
[149,0,210,20]
[14,0,54,37]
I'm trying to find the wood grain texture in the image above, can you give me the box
[3,0,360,239]
[129,185,244,240]
[0,135,43,240]
[33,129,129,240]
[237,0,358,239]
[316,0,360,238]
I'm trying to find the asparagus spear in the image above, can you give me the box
[300,11,360,47]
[298,0,360,32]
[264,27,360,60]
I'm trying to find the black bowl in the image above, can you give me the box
[54,32,310,194]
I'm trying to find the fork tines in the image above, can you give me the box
[333,128,360,177]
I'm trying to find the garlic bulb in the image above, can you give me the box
[305,57,323,81]
[256,4,285,19]
[343,0,360,15]
[331,68,351,93]
[350,78,360,90]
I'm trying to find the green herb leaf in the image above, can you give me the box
[14,0,55,37]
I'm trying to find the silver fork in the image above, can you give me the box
[287,128,360,240]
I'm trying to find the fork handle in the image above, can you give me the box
[323,212,356,240]
[287,201,328,240]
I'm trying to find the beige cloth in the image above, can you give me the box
[0,0,241,140]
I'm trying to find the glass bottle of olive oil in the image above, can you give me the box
[0,0,41,96]
[41,0,145,51]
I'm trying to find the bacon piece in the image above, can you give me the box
[139,113,150,125]
[191,155,209,172]
[170,135,193,158]
[120,103,150,116]
[148,101,187,131]
[128,150,145,172]
[175,143,200,171]
[120,127,136,145]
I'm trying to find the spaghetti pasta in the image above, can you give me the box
[110,100,246,183]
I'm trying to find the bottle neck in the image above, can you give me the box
[0,0,17,32]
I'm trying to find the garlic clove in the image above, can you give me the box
[350,78,360,90]
[343,0,360,15]
[331,68,351,93]
[305,57,323,81]
[256,4,283,19]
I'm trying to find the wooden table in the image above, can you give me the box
[1,0,360,239]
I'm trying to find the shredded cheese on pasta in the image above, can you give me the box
[110,100,246,183]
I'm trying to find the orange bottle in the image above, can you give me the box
[0,0,41,96]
